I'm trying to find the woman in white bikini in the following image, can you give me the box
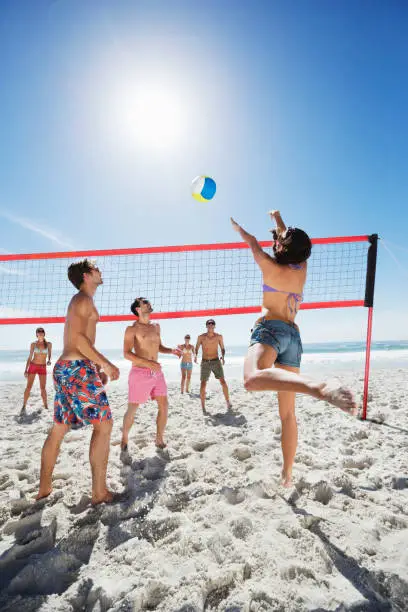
[178,334,195,394]
[22,327,52,413]
[231,211,356,487]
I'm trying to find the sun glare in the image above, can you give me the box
[110,83,186,151]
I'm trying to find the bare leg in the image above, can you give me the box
[36,423,70,499]
[90,419,114,504]
[22,373,36,411]
[186,370,192,393]
[219,378,232,409]
[39,375,48,409]
[244,344,356,414]
[275,364,298,487]
[200,381,207,412]
[155,395,168,448]
[121,403,139,450]
[181,369,186,393]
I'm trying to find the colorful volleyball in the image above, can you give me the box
[191,176,216,202]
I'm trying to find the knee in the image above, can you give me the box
[244,374,257,391]
[102,419,113,433]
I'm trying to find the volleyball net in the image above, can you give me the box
[0,233,378,418]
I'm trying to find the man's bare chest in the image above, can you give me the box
[134,326,159,345]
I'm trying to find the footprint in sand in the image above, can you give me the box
[391,476,408,490]
[221,487,245,505]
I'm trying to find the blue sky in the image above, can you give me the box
[0,0,407,350]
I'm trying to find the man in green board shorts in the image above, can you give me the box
[195,319,232,413]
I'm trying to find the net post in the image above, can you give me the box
[362,234,378,420]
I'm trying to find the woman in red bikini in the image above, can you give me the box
[22,327,52,413]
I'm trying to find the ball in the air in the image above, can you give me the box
[191,176,216,202]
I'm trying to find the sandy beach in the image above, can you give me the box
[1,367,407,611]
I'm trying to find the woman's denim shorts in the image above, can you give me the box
[250,318,303,368]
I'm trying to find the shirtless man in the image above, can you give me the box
[121,297,181,451]
[231,212,356,487]
[195,319,231,413]
[36,260,120,505]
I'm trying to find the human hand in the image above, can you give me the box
[149,361,162,372]
[269,210,280,218]
[172,347,182,357]
[24,371,28,378]
[99,371,108,386]
[230,217,241,232]
[47,360,51,366]
[103,361,120,381]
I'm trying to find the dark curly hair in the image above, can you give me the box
[67,259,99,290]
[130,297,150,318]
[272,227,312,265]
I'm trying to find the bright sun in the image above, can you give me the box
[110,83,185,151]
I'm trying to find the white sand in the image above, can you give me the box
[1,368,408,611]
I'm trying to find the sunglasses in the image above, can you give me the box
[139,298,150,305]
[206,322,215,326]
[36,329,45,333]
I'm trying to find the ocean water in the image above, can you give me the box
[1,341,408,383]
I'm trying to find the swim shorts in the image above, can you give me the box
[180,361,193,371]
[249,318,303,368]
[27,363,47,376]
[53,359,111,426]
[128,366,167,404]
[200,358,224,382]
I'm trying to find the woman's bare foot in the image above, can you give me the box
[36,488,52,501]
[120,440,128,451]
[320,382,357,416]
[280,471,293,488]
[155,439,167,449]
[91,490,115,505]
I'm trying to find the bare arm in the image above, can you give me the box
[25,343,34,374]
[47,342,52,365]
[123,327,161,369]
[269,210,287,233]
[219,335,226,364]
[195,336,202,362]
[159,342,174,354]
[159,341,181,356]
[230,217,272,268]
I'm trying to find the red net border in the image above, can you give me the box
[0,234,368,324]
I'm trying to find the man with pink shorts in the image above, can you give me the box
[121,297,181,451]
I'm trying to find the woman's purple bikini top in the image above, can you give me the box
[262,263,304,315]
